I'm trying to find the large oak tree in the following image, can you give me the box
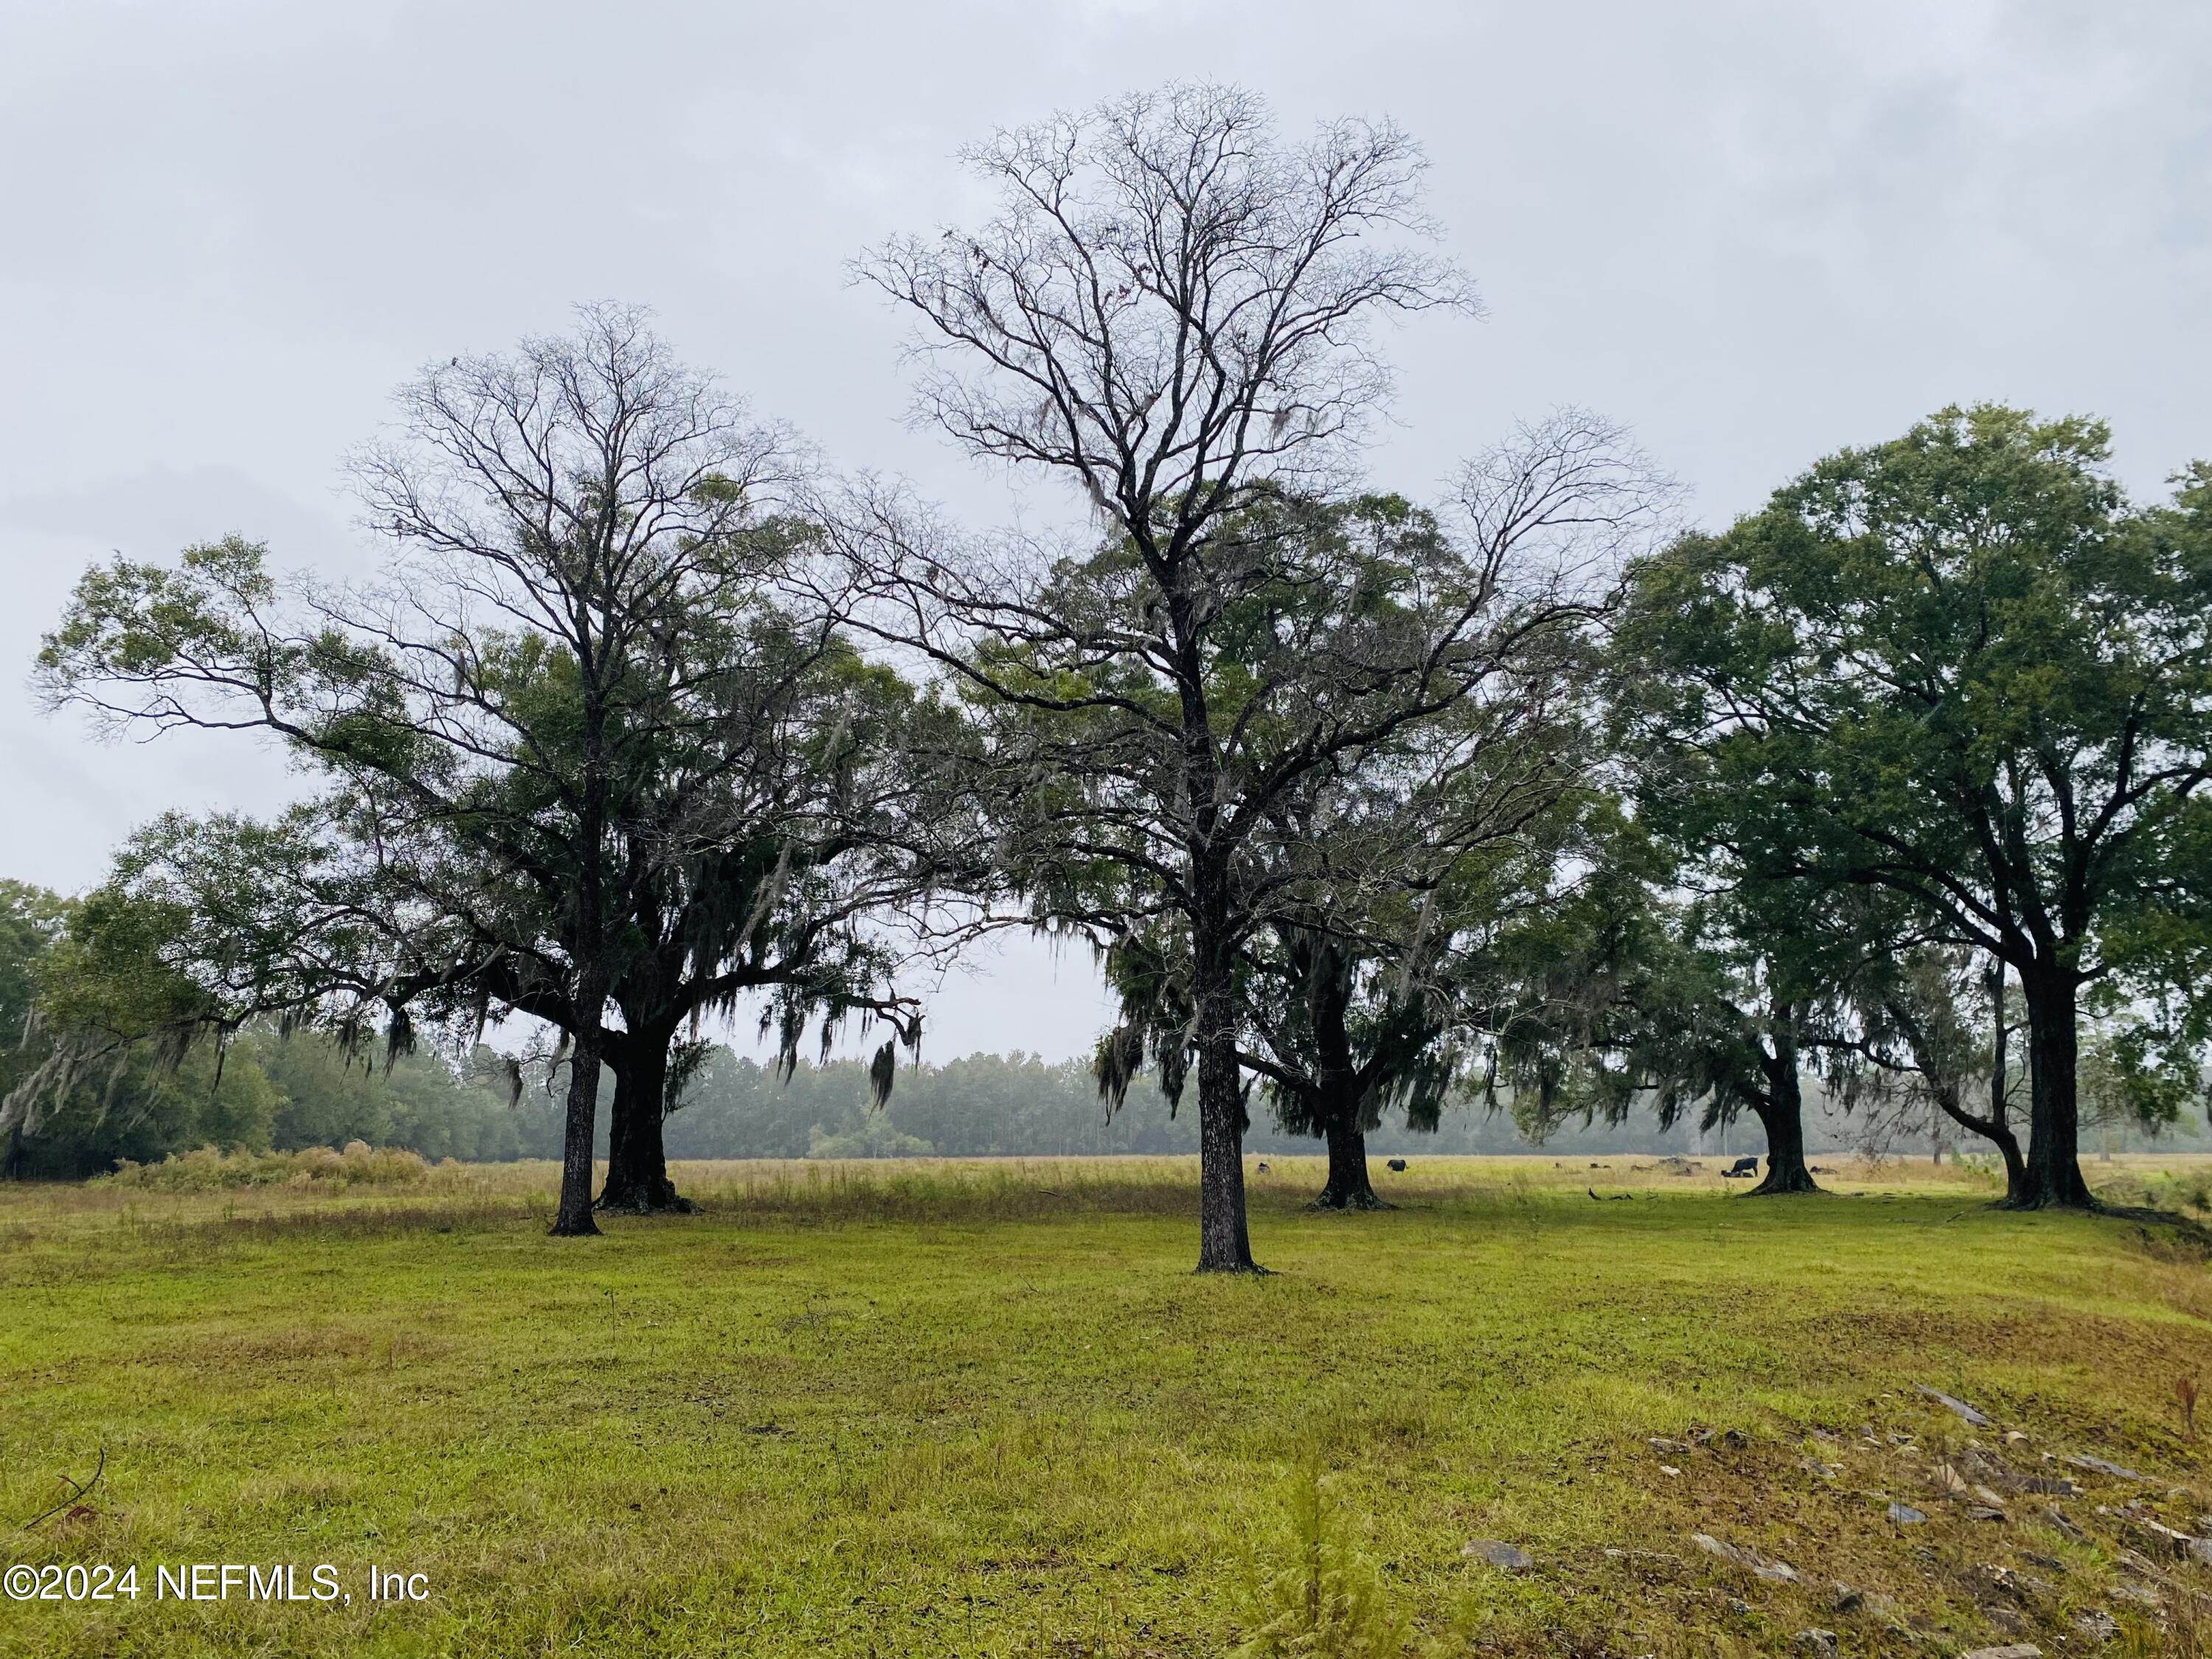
[1088,471,1635,1211]
[38,306,872,1234]
[1615,407,2212,1208]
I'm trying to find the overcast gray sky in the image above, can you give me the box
[2,0,2206,1060]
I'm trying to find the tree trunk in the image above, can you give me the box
[1933,1097,2028,1203]
[1989,1122,2028,1200]
[597,1034,693,1214]
[2011,967,2095,1210]
[550,681,611,1238]
[1746,1051,1820,1196]
[1175,594,1256,1273]
[550,960,606,1237]
[1300,938,1385,1212]
[1312,1116,1388,1210]
[1891,965,2027,1203]
[1927,1091,2026,1206]
[1194,975,1259,1273]
[1745,1104,1820,1194]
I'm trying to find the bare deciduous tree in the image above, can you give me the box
[847,85,1479,1270]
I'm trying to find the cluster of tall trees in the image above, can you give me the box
[0,881,538,1175]
[15,85,2212,1264]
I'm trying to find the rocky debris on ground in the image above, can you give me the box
[1973,1565,2053,1604]
[1828,1582,1900,1619]
[1950,1442,2077,1498]
[1460,1539,1533,1571]
[1658,1464,1682,1477]
[1654,1405,2190,1651]
[2039,1506,2088,1543]
[1688,1531,1798,1582]
[2129,1514,2196,1557]
[2113,1545,2164,1578]
[1957,1446,2008,1485]
[1973,1566,2053,1646]
[2064,1453,2148,1482]
[1919,1384,1995,1425]
[2090,1508,2212,1567]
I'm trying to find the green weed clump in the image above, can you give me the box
[97,1141,437,1192]
[1234,1462,1415,1659]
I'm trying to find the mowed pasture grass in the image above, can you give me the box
[3,1154,2211,1657]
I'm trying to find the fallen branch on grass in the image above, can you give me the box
[18,1444,104,1531]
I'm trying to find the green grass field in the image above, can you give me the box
[4,1152,2211,1657]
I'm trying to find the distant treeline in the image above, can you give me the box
[4,851,2188,1181]
[12,1016,2190,1180]
[4,1030,538,1178]
[576,1049,2197,1163]
[666,1049,1781,1161]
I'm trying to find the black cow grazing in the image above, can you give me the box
[1385,1158,1408,1172]
[1722,1155,1761,1178]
